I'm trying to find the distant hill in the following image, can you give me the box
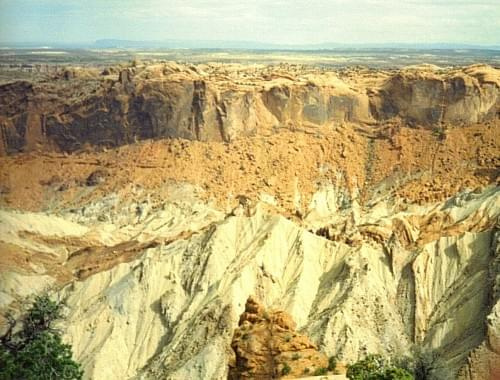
[92,39,282,49]
[93,39,500,50]
[1,39,499,51]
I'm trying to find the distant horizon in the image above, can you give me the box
[1,39,499,51]
[1,1,499,48]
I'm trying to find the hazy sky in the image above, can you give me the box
[1,0,499,45]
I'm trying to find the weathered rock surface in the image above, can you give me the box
[0,63,498,154]
[0,185,498,380]
[457,226,500,380]
[371,64,500,126]
[1,62,499,380]
[229,296,331,379]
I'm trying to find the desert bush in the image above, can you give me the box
[313,367,328,376]
[281,362,292,376]
[431,127,446,141]
[346,354,413,380]
[328,355,337,371]
[409,346,448,380]
[0,294,83,380]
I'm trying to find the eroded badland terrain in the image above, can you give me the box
[0,59,499,379]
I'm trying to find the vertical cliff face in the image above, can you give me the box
[457,228,500,380]
[261,82,371,126]
[0,63,498,155]
[372,65,500,125]
[0,81,33,155]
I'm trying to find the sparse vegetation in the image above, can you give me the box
[432,127,446,140]
[328,355,337,371]
[0,294,83,380]
[304,367,310,374]
[292,353,300,360]
[313,367,328,376]
[346,354,413,380]
[408,346,448,380]
[281,362,292,376]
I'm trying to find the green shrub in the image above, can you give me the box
[23,295,62,338]
[281,362,292,376]
[0,294,83,380]
[432,127,446,140]
[0,347,16,379]
[346,354,413,380]
[292,353,300,361]
[328,355,337,371]
[384,367,414,380]
[313,367,328,376]
[408,347,448,380]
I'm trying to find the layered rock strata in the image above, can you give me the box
[0,185,498,380]
[0,63,498,155]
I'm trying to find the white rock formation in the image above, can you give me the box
[0,186,498,379]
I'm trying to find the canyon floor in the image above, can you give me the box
[0,60,499,380]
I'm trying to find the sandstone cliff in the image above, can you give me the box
[371,64,500,126]
[0,63,498,155]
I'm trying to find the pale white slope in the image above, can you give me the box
[0,187,498,380]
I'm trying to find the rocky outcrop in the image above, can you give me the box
[0,81,34,155]
[0,63,498,155]
[229,296,330,379]
[371,64,500,126]
[457,226,500,380]
[261,80,372,127]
